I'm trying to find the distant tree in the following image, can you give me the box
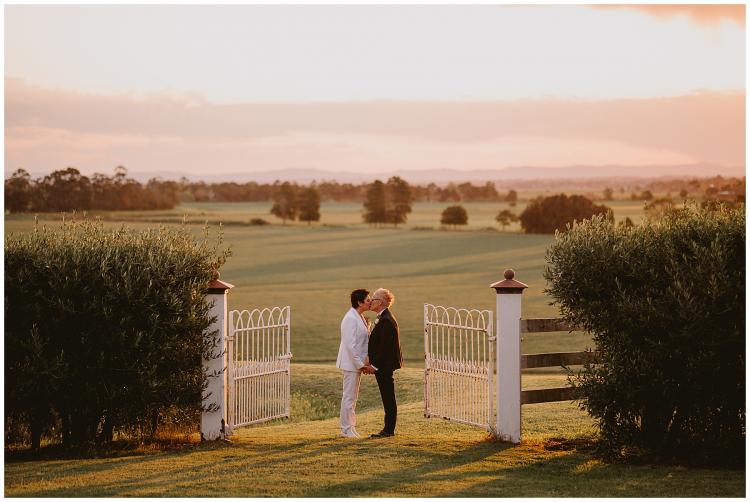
[439,185,460,202]
[705,185,719,197]
[640,190,654,201]
[363,180,387,226]
[39,167,92,212]
[385,176,413,226]
[520,194,613,234]
[505,189,518,204]
[603,187,614,201]
[495,209,518,231]
[440,205,468,229]
[425,182,439,202]
[298,186,321,225]
[483,181,501,201]
[270,181,298,224]
[679,189,689,199]
[4,169,33,213]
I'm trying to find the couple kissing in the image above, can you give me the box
[335,288,403,439]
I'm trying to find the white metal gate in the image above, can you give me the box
[424,304,494,430]
[227,306,292,428]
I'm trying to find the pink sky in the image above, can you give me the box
[4,5,746,179]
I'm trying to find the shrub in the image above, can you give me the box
[544,204,744,465]
[520,194,612,234]
[5,219,231,449]
[440,205,468,228]
[249,218,269,226]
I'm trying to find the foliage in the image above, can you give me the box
[505,189,518,204]
[362,180,387,225]
[495,209,518,230]
[433,182,499,202]
[643,197,674,218]
[440,205,468,228]
[297,186,321,225]
[270,181,298,224]
[5,169,34,212]
[602,187,613,201]
[544,204,745,465]
[363,177,413,226]
[249,218,269,226]
[5,218,231,449]
[4,167,180,213]
[520,194,612,234]
[385,176,414,226]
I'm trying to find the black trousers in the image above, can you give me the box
[375,370,397,434]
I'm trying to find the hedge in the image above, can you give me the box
[5,219,231,449]
[544,203,744,465]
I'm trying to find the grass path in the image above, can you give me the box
[5,365,744,497]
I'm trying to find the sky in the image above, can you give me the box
[4,4,746,179]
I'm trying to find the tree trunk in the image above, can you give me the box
[30,420,42,450]
[98,415,114,444]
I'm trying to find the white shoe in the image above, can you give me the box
[340,430,360,439]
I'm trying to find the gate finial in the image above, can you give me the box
[490,269,528,294]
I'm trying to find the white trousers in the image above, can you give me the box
[340,370,362,434]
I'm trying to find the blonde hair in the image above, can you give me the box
[373,288,394,308]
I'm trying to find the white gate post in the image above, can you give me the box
[490,269,528,443]
[202,274,234,441]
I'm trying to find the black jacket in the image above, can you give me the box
[368,308,404,372]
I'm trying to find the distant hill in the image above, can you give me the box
[8,162,744,184]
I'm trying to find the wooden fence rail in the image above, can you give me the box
[520,318,596,406]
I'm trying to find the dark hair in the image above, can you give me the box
[350,289,369,308]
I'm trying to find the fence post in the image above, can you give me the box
[202,274,234,441]
[490,269,528,443]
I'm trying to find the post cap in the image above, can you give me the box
[490,268,528,294]
[207,267,234,293]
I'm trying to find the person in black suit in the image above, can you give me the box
[363,288,403,438]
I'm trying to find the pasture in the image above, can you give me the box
[5,201,743,497]
[92,199,648,230]
[5,202,597,362]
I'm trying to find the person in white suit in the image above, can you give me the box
[336,289,376,438]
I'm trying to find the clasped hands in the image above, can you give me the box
[361,357,376,375]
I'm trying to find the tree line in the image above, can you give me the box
[5,167,180,213]
[5,167,520,213]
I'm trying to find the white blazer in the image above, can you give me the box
[336,307,370,372]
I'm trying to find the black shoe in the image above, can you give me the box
[369,431,394,438]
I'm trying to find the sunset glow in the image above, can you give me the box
[4,4,745,179]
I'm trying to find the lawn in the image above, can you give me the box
[4,204,744,497]
[4,364,744,497]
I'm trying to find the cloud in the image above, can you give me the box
[4,77,745,175]
[594,5,745,26]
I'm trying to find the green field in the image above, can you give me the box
[81,199,649,230]
[6,202,743,497]
[5,203,596,362]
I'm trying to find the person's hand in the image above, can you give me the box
[361,365,375,374]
